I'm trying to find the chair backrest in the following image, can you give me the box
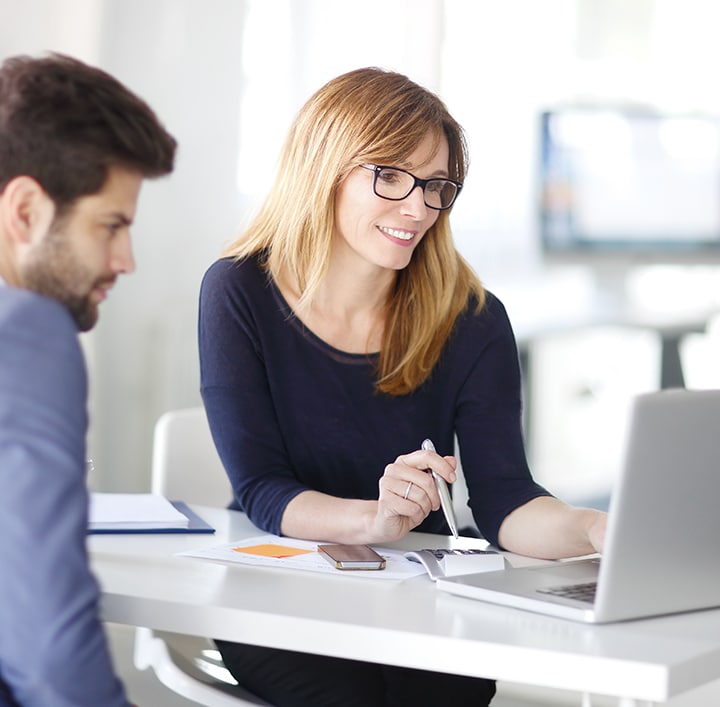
[151,406,233,507]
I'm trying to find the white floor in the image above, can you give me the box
[107,622,720,707]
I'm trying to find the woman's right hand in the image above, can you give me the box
[369,446,457,542]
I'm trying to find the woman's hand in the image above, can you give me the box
[280,448,457,544]
[368,447,457,542]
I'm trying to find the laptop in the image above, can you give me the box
[437,389,720,623]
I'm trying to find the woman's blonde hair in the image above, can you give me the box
[224,67,485,395]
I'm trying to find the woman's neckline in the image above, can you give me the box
[268,276,382,360]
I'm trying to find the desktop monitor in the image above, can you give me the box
[538,106,720,296]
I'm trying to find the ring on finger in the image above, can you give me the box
[403,481,413,500]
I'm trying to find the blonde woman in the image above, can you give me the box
[199,67,605,707]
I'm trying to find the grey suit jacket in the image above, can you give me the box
[0,286,129,706]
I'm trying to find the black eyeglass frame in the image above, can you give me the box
[360,163,463,211]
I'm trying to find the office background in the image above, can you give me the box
[2,0,719,503]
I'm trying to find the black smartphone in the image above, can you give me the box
[317,544,386,570]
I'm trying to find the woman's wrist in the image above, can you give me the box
[358,500,381,543]
[282,492,379,543]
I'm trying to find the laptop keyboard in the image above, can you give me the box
[538,581,597,603]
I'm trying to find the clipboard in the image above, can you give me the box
[88,501,215,535]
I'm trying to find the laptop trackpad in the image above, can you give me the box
[527,558,601,585]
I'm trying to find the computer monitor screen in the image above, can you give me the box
[539,107,720,260]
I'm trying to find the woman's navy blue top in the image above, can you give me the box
[198,255,550,547]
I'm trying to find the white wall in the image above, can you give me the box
[1,0,247,489]
[86,0,248,490]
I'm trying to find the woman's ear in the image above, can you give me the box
[0,176,55,246]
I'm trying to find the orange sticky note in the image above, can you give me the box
[233,543,315,559]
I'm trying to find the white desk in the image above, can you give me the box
[89,506,720,706]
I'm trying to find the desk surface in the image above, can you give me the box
[90,506,720,704]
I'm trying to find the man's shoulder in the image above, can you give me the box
[0,286,77,339]
[0,287,85,398]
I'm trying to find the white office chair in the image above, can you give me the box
[149,406,232,506]
[133,406,272,706]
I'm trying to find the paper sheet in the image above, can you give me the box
[178,534,427,580]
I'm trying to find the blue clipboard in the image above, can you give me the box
[88,501,215,535]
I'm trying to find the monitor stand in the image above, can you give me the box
[585,261,634,317]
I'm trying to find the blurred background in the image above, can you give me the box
[2,0,720,507]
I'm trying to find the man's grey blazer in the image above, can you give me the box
[0,286,128,706]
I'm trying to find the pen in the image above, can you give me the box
[421,438,459,539]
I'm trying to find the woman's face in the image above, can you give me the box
[332,131,449,275]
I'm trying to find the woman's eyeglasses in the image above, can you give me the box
[360,164,462,211]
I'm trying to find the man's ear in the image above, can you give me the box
[0,176,56,246]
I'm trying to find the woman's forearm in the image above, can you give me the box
[498,496,606,559]
[279,490,378,543]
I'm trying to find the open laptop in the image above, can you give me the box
[437,389,720,623]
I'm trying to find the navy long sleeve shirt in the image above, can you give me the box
[198,255,549,546]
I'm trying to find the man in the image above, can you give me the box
[0,53,176,706]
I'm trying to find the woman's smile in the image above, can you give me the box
[377,225,417,243]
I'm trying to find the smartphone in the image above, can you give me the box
[317,544,386,570]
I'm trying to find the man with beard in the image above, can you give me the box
[0,54,176,706]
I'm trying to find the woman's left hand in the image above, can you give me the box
[586,510,607,554]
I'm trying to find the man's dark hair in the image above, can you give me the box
[0,53,176,212]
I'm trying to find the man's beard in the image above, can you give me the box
[22,227,110,332]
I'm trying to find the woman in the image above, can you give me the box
[199,67,606,707]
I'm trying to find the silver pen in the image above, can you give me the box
[421,438,459,539]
